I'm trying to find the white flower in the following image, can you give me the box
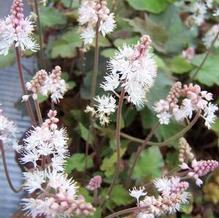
[205,0,213,8]
[189,2,207,26]
[154,178,172,196]
[137,212,154,218]
[23,170,45,193]
[203,24,219,48]
[213,8,219,16]
[129,187,147,204]
[0,111,18,149]
[99,13,116,36]
[101,72,120,92]
[94,95,116,115]
[0,1,38,56]
[157,111,172,125]
[107,36,157,107]
[78,1,98,25]
[203,103,218,129]
[18,123,68,169]
[80,26,95,45]
[22,198,53,218]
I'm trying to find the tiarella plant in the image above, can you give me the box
[0,0,219,218]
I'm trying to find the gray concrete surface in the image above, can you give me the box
[0,1,35,217]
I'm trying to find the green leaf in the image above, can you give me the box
[39,7,67,28]
[111,185,132,206]
[65,153,93,174]
[0,52,15,68]
[101,49,117,58]
[126,17,168,53]
[78,123,92,143]
[50,29,81,58]
[212,119,219,135]
[133,147,164,179]
[114,36,139,48]
[146,72,173,110]
[67,81,76,90]
[127,0,169,13]
[37,94,48,103]
[168,56,194,74]
[191,52,219,86]
[156,121,183,143]
[100,148,126,177]
[150,5,197,53]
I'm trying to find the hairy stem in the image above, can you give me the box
[190,30,219,81]
[90,19,100,105]
[126,123,159,187]
[15,47,36,125]
[104,206,140,218]
[0,141,23,193]
[34,99,43,125]
[33,0,45,68]
[102,89,125,207]
[121,111,200,147]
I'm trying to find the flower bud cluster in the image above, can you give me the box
[78,0,116,46]
[24,66,67,104]
[154,82,218,128]
[0,0,38,55]
[179,137,194,164]
[86,175,102,191]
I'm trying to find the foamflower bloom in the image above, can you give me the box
[130,177,189,217]
[78,0,116,46]
[85,95,116,126]
[102,35,157,108]
[25,66,68,104]
[0,0,38,55]
[154,82,218,128]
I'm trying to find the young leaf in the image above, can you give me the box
[132,147,164,179]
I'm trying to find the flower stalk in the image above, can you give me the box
[15,47,36,125]
[0,141,23,193]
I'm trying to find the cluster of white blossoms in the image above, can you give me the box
[78,0,116,45]
[0,0,38,55]
[130,177,189,218]
[0,108,18,149]
[176,0,219,27]
[176,0,219,26]
[203,24,219,48]
[103,35,157,107]
[130,137,219,218]
[18,110,95,217]
[154,82,218,128]
[17,110,68,171]
[85,95,116,125]
[24,66,68,104]
[86,35,157,125]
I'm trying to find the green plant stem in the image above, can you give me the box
[90,19,100,105]
[34,99,43,125]
[126,123,159,187]
[121,111,200,147]
[15,47,36,125]
[104,206,140,218]
[33,0,45,68]
[101,89,125,207]
[190,30,219,81]
[0,141,23,193]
